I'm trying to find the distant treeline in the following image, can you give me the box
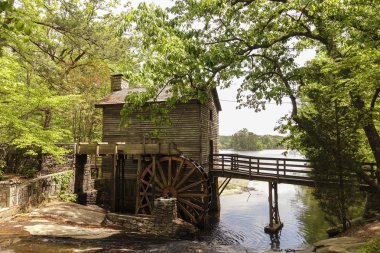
[219,128,285,151]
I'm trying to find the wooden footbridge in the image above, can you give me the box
[210,153,377,189]
[209,153,377,233]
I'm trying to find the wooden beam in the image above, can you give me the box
[75,143,180,155]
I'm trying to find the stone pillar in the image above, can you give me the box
[75,154,98,205]
[74,154,87,194]
[153,198,178,223]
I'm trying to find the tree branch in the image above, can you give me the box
[370,88,380,112]
[231,0,287,6]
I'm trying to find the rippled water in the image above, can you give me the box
[202,149,330,252]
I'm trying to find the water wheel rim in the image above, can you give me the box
[137,155,211,225]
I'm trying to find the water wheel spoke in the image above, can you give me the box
[175,167,197,189]
[140,182,152,195]
[178,198,204,212]
[154,178,164,190]
[141,179,151,187]
[138,155,210,225]
[156,161,168,186]
[144,196,153,213]
[178,202,197,224]
[178,180,205,193]
[177,192,209,198]
[171,160,185,187]
[141,167,153,178]
[139,192,153,196]
[168,157,172,185]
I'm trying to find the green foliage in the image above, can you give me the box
[360,238,380,253]
[282,67,368,228]
[53,171,76,202]
[0,0,13,14]
[1,0,136,174]
[220,128,284,151]
[0,160,5,179]
[21,167,38,179]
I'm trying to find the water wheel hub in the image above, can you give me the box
[137,155,211,225]
[162,186,178,198]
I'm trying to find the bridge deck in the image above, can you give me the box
[209,153,376,187]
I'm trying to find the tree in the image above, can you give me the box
[123,0,380,204]
[0,0,135,175]
[287,64,367,229]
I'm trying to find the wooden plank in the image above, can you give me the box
[75,143,181,155]
[77,143,97,154]
[98,144,116,155]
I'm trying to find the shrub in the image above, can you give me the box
[0,160,5,179]
[360,238,380,253]
[54,171,77,202]
[21,167,38,178]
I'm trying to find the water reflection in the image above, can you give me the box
[269,231,281,251]
[201,150,330,252]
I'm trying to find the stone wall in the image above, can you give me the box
[75,155,98,205]
[0,170,74,219]
[106,198,198,239]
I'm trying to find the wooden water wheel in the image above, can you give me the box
[137,155,211,225]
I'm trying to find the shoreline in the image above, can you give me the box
[218,178,253,196]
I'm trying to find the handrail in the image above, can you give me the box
[209,153,377,185]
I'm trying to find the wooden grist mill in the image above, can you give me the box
[74,74,221,226]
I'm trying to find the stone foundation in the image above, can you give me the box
[75,155,98,205]
[106,197,198,239]
[0,170,74,220]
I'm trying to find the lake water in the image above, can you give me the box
[202,149,330,252]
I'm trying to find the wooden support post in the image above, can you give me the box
[249,157,252,180]
[222,156,225,177]
[112,152,118,212]
[209,176,221,213]
[151,155,156,213]
[257,158,260,173]
[74,154,87,195]
[264,181,283,234]
[135,155,142,214]
[218,177,232,196]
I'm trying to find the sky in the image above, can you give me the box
[129,0,315,136]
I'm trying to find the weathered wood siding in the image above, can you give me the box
[200,94,219,172]
[102,101,203,162]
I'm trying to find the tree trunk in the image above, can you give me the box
[352,95,380,191]
[363,123,380,183]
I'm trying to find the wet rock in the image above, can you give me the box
[302,236,365,253]
[26,202,107,226]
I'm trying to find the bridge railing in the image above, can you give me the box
[210,153,313,180]
[210,154,378,184]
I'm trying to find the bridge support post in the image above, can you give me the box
[209,176,221,213]
[264,181,283,234]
